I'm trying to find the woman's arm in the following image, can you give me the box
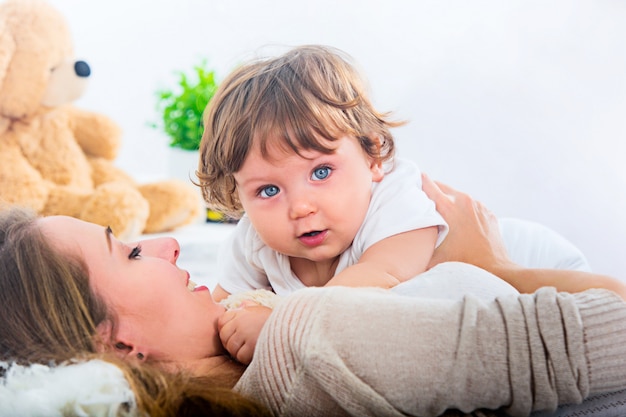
[237,285,626,417]
[421,174,626,299]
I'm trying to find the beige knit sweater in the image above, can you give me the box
[236,285,626,417]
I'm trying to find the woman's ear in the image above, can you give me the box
[94,321,115,353]
[112,341,148,362]
[96,321,148,361]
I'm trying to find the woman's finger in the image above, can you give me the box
[432,179,459,197]
[422,173,450,203]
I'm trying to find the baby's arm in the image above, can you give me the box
[212,284,231,302]
[325,226,438,289]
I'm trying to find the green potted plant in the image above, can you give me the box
[152,61,233,223]
[153,60,218,151]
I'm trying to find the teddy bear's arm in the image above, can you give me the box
[89,157,136,186]
[0,116,9,136]
[0,142,50,211]
[66,105,122,160]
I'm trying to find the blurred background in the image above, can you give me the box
[48,0,626,278]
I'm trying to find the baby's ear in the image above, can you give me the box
[368,134,385,182]
[370,160,385,182]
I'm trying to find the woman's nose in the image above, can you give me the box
[137,237,180,263]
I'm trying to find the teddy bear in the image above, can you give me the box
[0,0,202,240]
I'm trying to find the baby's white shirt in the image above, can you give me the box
[216,158,448,296]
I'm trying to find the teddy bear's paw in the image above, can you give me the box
[138,180,203,233]
[42,186,91,218]
[81,182,150,241]
[89,157,136,186]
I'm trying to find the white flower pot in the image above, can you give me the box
[168,147,200,183]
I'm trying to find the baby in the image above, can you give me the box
[198,45,447,304]
[197,44,451,364]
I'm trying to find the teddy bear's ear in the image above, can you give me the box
[0,19,16,99]
[0,19,16,133]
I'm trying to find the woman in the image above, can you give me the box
[1,178,626,417]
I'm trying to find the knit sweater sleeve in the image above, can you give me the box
[235,286,626,417]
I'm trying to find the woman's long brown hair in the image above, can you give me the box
[0,207,270,416]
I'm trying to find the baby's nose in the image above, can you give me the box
[289,198,316,220]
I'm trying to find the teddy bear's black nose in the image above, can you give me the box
[74,61,91,77]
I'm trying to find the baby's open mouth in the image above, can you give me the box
[301,231,322,237]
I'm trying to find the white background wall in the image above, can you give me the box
[46,0,626,278]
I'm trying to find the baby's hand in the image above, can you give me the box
[218,302,272,365]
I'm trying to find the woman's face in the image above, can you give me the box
[38,216,226,364]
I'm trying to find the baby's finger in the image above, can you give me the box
[217,310,236,330]
[225,334,244,359]
[240,300,259,308]
[219,319,244,353]
[235,343,255,365]
[219,329,234,355]
[218,322,234,347]
[218,312,241,347]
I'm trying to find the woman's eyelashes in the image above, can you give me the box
[128,245,142,259]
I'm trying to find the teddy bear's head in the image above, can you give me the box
[0,0,90,124]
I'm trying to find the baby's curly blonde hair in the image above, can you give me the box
[197,45,405,218]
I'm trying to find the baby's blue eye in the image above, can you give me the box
[260,185,280,198]
[312,166,331,181]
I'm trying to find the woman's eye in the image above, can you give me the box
[128,245,142,259]
[311,166,331,181]
[259,185,280,198]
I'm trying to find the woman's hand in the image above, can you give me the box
[422,173,515,274]
[422,174,626,299]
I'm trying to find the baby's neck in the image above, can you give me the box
[290,256,339,287]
